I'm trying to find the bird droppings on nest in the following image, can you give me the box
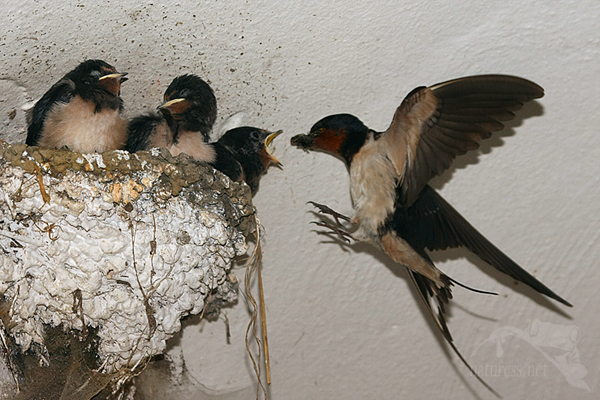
[0,141,256,396]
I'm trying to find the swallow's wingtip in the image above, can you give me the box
[558,298,573,308]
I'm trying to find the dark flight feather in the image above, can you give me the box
[391,185,572,306]
[388,75,544,207]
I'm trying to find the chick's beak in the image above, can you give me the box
[158,98,189,115]
[99,72,128,82]
[264,130,283,166]
[98,72,128,94]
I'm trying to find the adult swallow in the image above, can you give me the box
[291,74,571,394]
[125,74,217,154]
[26,59,128,153]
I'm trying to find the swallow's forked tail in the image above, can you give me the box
[408,270,502,398]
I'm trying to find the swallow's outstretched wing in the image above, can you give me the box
[382,75,544,207]
[391,185,572,306]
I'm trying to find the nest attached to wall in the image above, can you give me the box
[0,142,256,399]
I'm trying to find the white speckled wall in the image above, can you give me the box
[1,1,599,399]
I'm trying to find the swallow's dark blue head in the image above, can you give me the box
[159,74,217,142]
[291,113,370,165]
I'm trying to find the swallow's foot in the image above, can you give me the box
[311,220,356,243]
[308,201,351,226]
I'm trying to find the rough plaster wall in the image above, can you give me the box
[1,0,599,399]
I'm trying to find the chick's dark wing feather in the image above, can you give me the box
[383,75,544,207]
[126,113,164,153]
[26,79,76,146]
[208,143,244,183]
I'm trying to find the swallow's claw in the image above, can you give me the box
[311,220,355,243]
[308,201,351,225]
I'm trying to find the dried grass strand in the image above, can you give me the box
[244,215,268,400]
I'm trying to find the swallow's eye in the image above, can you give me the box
[250,131,260,140]
[179,89,190,97]
[90,70,102,79]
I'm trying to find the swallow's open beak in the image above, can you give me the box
[264,130,283,166]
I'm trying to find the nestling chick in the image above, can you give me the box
[126,74,217,154]
[26,59,128,153]
[211,127,282,195]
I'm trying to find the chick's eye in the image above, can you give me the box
[90,70,102,79]
[179,89,190,97]
[250,131,260,140]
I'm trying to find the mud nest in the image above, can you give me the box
[0,142,256,398]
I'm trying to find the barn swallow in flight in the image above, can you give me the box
[126,74,217,154]
[26,59,128,153]
[291,74,571,395]
[125,75,280,195]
